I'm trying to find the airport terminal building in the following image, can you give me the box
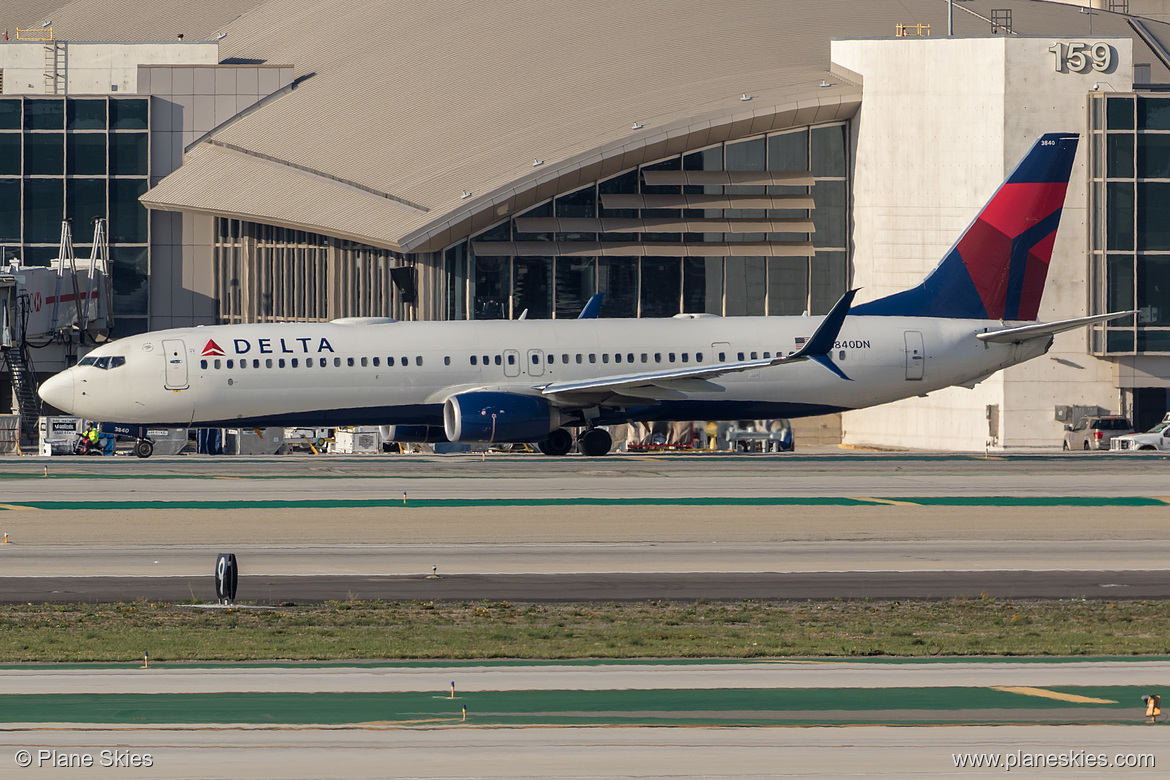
[4,0,1170,448]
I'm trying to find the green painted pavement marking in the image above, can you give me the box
[1,496,1166,511]
[0,687,1141,726]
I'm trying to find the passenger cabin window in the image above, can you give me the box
[576,354,582,364]
[495,355,502,365]
[253,359,261,368]
[532,354,540,365]
[266,359,273,368]
[278,359,286,368]
[751,352,758,360]
[444,356,450,366]
[655,353,661,363]
[627,353,634,363]
[681,353,689,363]
[319,357,327,367]
[641,353,648,363]
[471,356,478,366]
[696,353,703,362]
[416,356,424,366]
[589,354,597,363]
[388,357,395,366]
[361,357,368,367]
[401,356,408,366]
[227,359,234,369]
[547,354,554,364]
[292,358,299,368]
[602,354,609,364]
[718,352,726,361]
[347,358,355,367]
[200,359,208,369]
[372,357,379,367]
[562,354,569,363]
[214,359,222,369]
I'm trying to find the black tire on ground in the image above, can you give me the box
[134,439,154,459]
[578,428,612,457]
[538,428,574,456]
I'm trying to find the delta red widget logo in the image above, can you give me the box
[201,339,225,357]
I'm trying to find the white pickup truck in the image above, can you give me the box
[1110,413,1170,451]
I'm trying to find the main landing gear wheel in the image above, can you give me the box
[134,439,154,459]
[537,428,574,456]
[577,428,612,457]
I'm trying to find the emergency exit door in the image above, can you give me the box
[162,339,189,389]
[904,331,924,381]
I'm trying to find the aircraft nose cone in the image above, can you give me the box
[38,370,76,413]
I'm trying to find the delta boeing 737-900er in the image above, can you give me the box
[38,133,1131,457]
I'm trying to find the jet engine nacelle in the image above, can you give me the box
[443,391,565,443]
[383,425,448,443]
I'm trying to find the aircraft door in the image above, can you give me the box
[503,349,520,378]
[162,339,189,389]
[527,349,544,377]
[904,331,924,381]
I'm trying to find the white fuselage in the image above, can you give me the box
[39,314,1047,429]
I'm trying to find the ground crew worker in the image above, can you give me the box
[1144,694,1161,722]
[85,422,99,450]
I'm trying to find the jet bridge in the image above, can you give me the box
[0,220,113,441]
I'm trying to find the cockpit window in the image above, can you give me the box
[94,357,110,370]
[78,357,97,366]
[109,356,126,368]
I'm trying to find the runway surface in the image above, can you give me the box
[4,453,1170,777]
[2,660,1167,777]
[1,452,1169,602]
[4,570,1170,603]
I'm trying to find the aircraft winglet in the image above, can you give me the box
[785,289,857,380]
[578,292,606,319]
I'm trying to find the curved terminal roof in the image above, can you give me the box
[13,0,1170,253]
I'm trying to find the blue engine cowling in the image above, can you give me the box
[384,425,448,443]
[443,392,566,443]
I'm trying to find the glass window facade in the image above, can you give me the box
[0,96,150,334]
[212,220,408,324]
[443,121,850,320]
[1091,94,1170,353]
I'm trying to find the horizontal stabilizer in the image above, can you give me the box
[976,311,1135,344]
